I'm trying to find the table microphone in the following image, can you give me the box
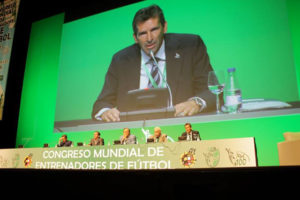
[149,50,173,108]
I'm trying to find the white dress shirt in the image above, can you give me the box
[139,40,166,89]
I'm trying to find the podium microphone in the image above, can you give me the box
[149,50,173,108]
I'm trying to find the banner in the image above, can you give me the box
[0,138,257,169]
[0,0,20,120]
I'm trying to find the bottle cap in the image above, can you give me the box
[227,68,236,72]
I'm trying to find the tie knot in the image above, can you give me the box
[146,57,163,65]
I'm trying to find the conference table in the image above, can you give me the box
[54,102,300,133]
[52,101,300,167]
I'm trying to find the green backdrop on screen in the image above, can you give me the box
[286,0,300,99]
[16,0,300,167]
[55,0,298,121]
[16,13,65,148]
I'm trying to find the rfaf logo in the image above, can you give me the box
[180,148,196,168]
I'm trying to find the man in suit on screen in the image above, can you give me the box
[92,4,215,122]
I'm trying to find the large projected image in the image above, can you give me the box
[54,0,299,132]
[16,0,300,167]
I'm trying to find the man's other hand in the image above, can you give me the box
[101,108,120,122]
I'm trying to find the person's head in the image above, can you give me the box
[132,4,167,55]
[94,131,100,139]
[123,128,130,138]
[184,123,192,133]
[154,127,162,137]
[62,134,67,142]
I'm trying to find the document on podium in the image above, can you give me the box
[241,99,291,112]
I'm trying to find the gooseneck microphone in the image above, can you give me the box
[149,50,173,108]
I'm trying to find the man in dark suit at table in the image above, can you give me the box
[92,4,215,122]
[57,134,73,147]
[88,131,104,146]
[181,123,201,141]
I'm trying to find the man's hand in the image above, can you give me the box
[174,100,201,117]
[101,108,120,122]
[161,134,168,142]
[58,137,63,144]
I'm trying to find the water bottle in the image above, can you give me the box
[224,68,242,113]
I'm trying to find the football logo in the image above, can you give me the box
[24,153,33,167]
[180,148,196,168]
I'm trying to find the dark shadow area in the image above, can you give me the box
[1,167,300,199]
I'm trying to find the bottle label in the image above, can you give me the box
[225,95,241,106]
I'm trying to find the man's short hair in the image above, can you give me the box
[154,127,161,132]
[95,131,100,136]
[123,128,130,133]
[132,4,166,36]
[184,123,192,128]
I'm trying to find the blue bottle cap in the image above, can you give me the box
[227,68,236,72]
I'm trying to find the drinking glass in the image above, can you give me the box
[208,70,225,114]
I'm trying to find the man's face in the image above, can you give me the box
[62,136,67,142]
[133,17,167,55]
[154,128,161,137]
[123,128,130,138]
[185,125,192,133]
[94,132,99,139]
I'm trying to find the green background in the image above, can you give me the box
[55,0,298,121]
[16,0,300,167]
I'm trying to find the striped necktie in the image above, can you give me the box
[147,57,161,88]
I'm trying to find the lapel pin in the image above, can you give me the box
[175,53,180,59]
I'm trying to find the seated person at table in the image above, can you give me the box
[148,127,168,143]
[181,123,201,141]
[89,131,104,146]
[57,134,73,147]
[120,128,137,145]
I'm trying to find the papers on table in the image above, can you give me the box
[241,99,291,111]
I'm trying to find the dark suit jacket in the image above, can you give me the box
[89,137,104,146]
[92,33,215,118]
[120,134,136,145]
[181,130,201,141]
[57,140,73,147]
